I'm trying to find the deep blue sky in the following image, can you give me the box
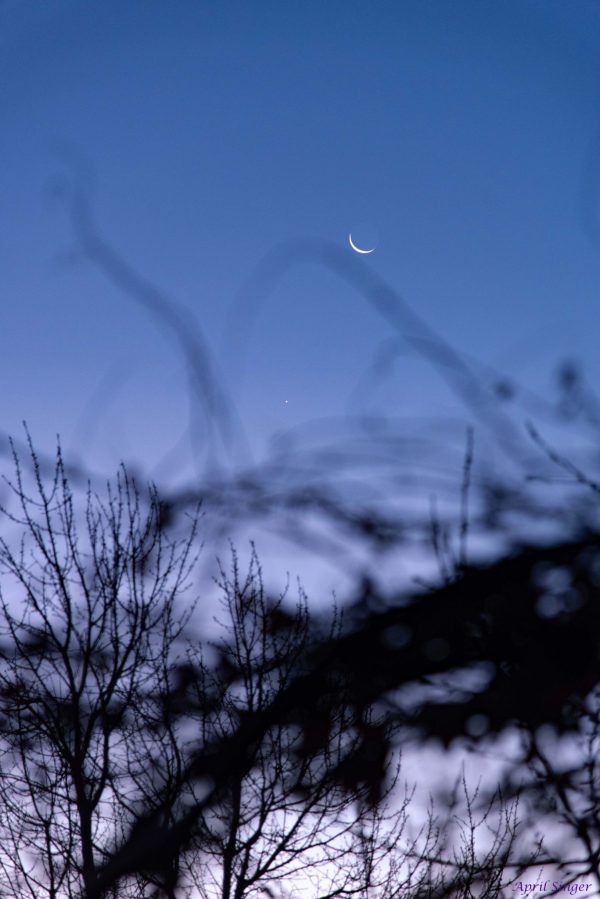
[3,0,600,479]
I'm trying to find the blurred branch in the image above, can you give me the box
[67,189,250,474]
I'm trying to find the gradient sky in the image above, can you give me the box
[3,0,600,484]
[5,6,599,884]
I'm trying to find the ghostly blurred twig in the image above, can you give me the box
[68,189,250,474]
[227,239,529,461]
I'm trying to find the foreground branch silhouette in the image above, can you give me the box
[0,440,544,899]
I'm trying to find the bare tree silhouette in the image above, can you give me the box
[0,436,198,898]
[0,439,549,899]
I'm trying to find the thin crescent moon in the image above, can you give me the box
[349,233,375,255]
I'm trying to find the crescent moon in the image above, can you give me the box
[349,233,375,255]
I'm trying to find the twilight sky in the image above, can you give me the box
[3,0,600,488]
